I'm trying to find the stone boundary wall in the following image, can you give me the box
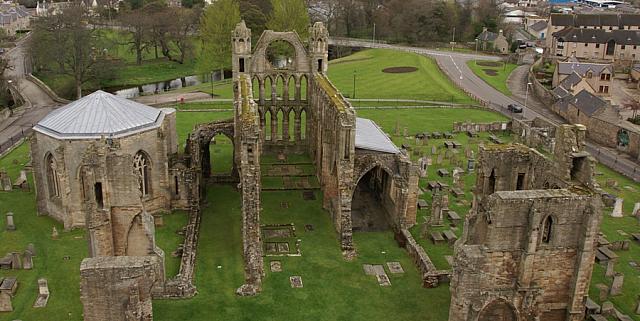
[157,205,201,298]
[453,121,510,133]
[528,57,556,107]
[25,74,70,104]
[396,229,441,288]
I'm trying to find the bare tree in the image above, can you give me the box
[155,8,199,64]
[118,7,154,65]
[623,98,640,120]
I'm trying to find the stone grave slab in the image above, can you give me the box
[376,273,391,287]
[304,224,314,232]
[452,141,462,148]
[276,242,290,253]
[5,212,15,231]
[417,199,428,210]
[437,182,449,190]
[289,276,303,288]
[443,230,458,245]
[23,251,32,270]
[447,211,461,226]
[0,254,11,269]
[265,242,278,253]
[451,188,464,198]
[444,132,453,139]
[33,278,49,308]
[432,132,442,139]
[386,262,404,274]
[427,181,438,191]
[437,169,449,177]
[444,141,454,149]
[270,261,282,273]
[0,277,17,295]
[0,292,12,312]
[263,228,293,239]
[430,232,445,244]
[363,264,385,276]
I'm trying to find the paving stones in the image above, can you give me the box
[289,276,303,288]
[269,261,282,273]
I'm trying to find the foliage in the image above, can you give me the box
[266,0,310,38]
[197,0,241,74]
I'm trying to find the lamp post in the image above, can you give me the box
[524,82,532,113]
[372,23,376,44]
[210,71,214,98]
[475,38,478,64]
[353,70,357,99]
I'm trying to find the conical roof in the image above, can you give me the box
[35,90,164,139]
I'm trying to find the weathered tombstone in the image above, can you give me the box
[5,212,15,231]
[436,153,444,165]
[51,227,59,240]
[601,301,614,316]
[431,146,437,155]
[0,292,12,312]
[605,260,616,277]
[33,278,49,308]
[611,198,624,218]
[418,157,428,178]
[403,127,408,137]
[386,262,404,274]
[606,179,618,188]
[269,261,282,273]
[289,276,303,288]
[26,243,35,256]
[0,169,11,191]
[622,240,630,251]
[596,283,609,302]
[430,192,444,226]
[636,296,640,314]
[394,121,401,136]
[22,251,32,270]
[376,273,391,286]
[633,202,640,217]
[610,273,624,296]
[10,252,21,270]
[13,170,29,191]
[467,158,475,172]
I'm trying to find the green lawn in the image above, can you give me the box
[466,60,518,96]
[328,49,473,103]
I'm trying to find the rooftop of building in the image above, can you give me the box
[355,118,400,154]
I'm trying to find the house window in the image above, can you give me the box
[133,151,151,196]
[600,73,610,80]
[541,216,553,244]
[622,45,626,50]
[587,71,593,78]
[596,43,600,48]
[604,86,609,93]
[45,154,60,198]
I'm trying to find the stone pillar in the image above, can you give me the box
[5,212,15,231]
[283,111,290,142]
[259,81,265,105]
[610,273,624,296]
[294,112,301,142]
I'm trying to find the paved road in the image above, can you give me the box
[331,38,640,182]
[0,33,59,154]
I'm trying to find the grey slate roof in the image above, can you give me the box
[530,20,548,32]
[559,72,584,90]
[569,89,608,116]
[355,118,400,154]
[35,90,165,139]
[551,13,640,27]
[557,62,612,76]
[477,30,498,42]
[554,27,640,45]
[553,86,571,99]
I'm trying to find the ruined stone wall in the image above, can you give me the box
[452,121,510,133]
[511,118,556,153]
[80,256,163,321]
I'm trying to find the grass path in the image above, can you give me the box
[466,60,518,96]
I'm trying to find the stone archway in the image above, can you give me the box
[188,119,236,179]
[478,299,518,321]
[351,166,393,232]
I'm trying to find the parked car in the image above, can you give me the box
[507,104,523,113]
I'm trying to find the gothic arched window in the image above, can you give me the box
[45,153,60,198]
[541,216,554,244]
[134,151,151,196]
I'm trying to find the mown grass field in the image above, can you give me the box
[466,60,518,96]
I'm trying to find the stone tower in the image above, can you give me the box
[449,125,602,321]
[309,21,329,74]
[232,20,252,80]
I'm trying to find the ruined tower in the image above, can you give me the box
[449,125,602,321]
[232,20,252,81]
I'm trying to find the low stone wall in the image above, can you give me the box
[528,57,556,107]
[157,205,201,299]
[396,229,440,288]
[25,74,70,104]
[453,121,510,133]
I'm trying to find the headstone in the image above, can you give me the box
[376,273,391,286]
[606,179,618,188]
[596,283,609,302]
[605,260,615,277]
[394,121,401,136]
[51,227,59,239]
[26,244,35,256]
[611,198,624,218]
[601,301,614,315]
[23,251,32,270]
[622,240,630,250]
[33,278,49,308]
[403,127,408,137]
[289,276,303,288]
[362,264,385,276]
[13,170,28,191]
[436,153,444,165]
[633,203,640,217]
[386,262,404,274]
[418,157,428,178]
[610,273,624,296]
[431,146,437,155]
[269,261,282,272]
[636,297,640,314]
[464,147,472,158]
[467,158,475,172]
[0,292,12,312]
[0,169,11,191]
[430,192,444,226]
[452,169,462,189]
[10,252,21,270]
[5,212,15,231]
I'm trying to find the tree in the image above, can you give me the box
[240,0,269,41]
[118,4,161,65]
[30,5,113,98]
[198,0,241,74]
[623,99,640,120]
[155,7,199,64]
[267,0,310,38]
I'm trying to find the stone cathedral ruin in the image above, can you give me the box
[25,21,605,321]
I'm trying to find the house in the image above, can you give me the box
[528,20,548,39]
[546,13,640,49]
[0,3,30,36]
[477,28,510,54]
[551,27,640,61]
[552,61,613,95]
[557,89,609,124]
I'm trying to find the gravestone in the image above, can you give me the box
[430,192,444,226]
[0,169,11,191]
[0,292,12,312]
[610,273,624,296]
[601,301,614,316]
[403,127,408,137]
[289,276,303,288]
[464,147,472,158]
[13,170,28,191]
[376,273,391,286]
[611,198,624,218]
[596,283,609,302]
[633,203,640,218]
[418,157,428,178]
[606,179,618,188]
[436,153,444,165]
[452,169,461,189]
[431,146,437,155]
[26,243,35,256]
[605,260,615,277]
[5,212,15,231]
[23,251,32,270]
[467,159,475,172]
[386,262,404,274]
[33,278,49,308]
[10,253,21,270]
[394,121,401,136]
[51,227,59,239]
[362,264,385,276]
[269,261,282,273]
[426,157,432,166]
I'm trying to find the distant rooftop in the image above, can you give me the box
[35,90,167,139]
[355,118,400,154]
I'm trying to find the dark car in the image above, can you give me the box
[507,104,523,113]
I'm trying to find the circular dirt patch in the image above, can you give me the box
[476,61,503,67]
[483,69,498,76]
[382,66,418,73]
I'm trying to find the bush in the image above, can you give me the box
[628,116,640,125]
